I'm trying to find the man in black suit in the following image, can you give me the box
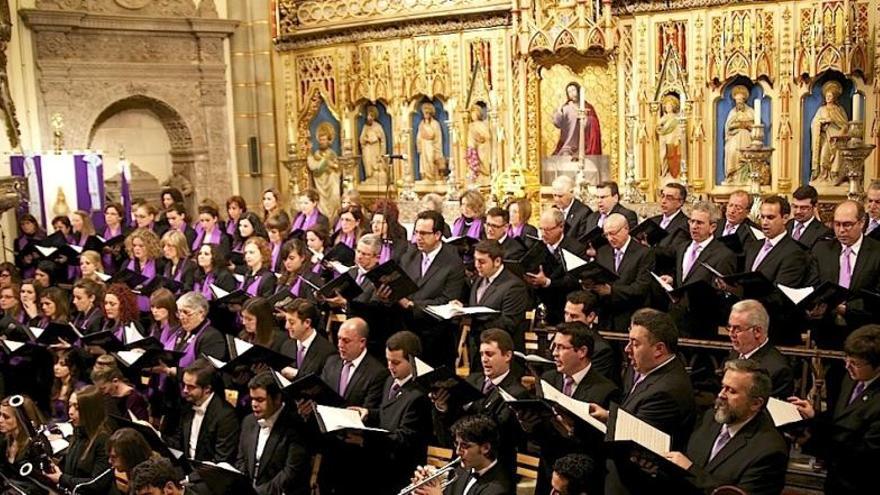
[811,200,880,343]
[787,185,833,249]
[170,359,239,464]
[646,182,690,273]
[236,372,310,495]
[414,415,513,495]
[727,300,793,398]
[431,329,528,478]
[525,208,585,325]
[664,359,788,495]
[563,291,617,381]
[590,213,654,331]
[484,207,527,260]
[658,201,737,338]
[590,309,696,495]
[585,181,638,231]
[524,322,619,495]
[552,175,592,240]
[715,190,757,272]
[865,180,880,238]
[382,210,466,368]
[464,241,529,366]
[349,331,432,495]
[279,298,335,380]
[789,324,880,495]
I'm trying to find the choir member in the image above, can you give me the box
[279,298,334,379]
[787,185,834,249]
[71,279,105,335]
[261,187,290,227]
[274,239,320,301]
[506,197,538,241]
[192,243,237,301]
[225,195,248,238]
[0,283,27,327]
[101,202,129,274]
[586,181,638,233]
[36,286,71,327]
[78,250,106,283]
[370,199,409,263]
[232,211,268,254]
[419,192,452,239]
[451,190,486,241]
[124,228,164,313]
[331,205,365,249]
[552,175,592,240]
[563,291,616,381]
[727,300,794,398]
[290,190,329,235]
[266,214,290,273]
[133,203,169,238]
[239,296,286,352]
[192,204,231,256]
[646,183,691,260]
[101,283,147,341]
[14,213,45,278]
[484,207,526,260]
[20,279,40,321]
[239,237,277,297]
[305,225,331,278]
[49,349,86,421]
[0,394,47,494]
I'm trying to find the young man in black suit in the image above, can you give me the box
[414,415,513,495]
[522,322,619,495]
[525,208,585,325]
[563,291,617,381]
[349,331,433,495]
[664,359,788,495]
[590,308,696,495]
[381,210,466,368]
[727,300,794,398]
[586,181,638,231]
[431,329,528,478]
[787,185,833,249]
[484,207,527,260]
[646,182,690,272]
[590,213,654,331]
[789,324,880,495]
[279,298,335,379]
[658,201,737,338]
[552,175,592,240]
[236,371,310,495]
[169,358,239,464]
[463,240,529,367]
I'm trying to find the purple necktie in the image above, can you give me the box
[709,425,731,461]
[631,372,645,393]
[682,242,702,278]
[848,381,866,405]
[614,249,624,272]
[868,219,879,234]
[751,240,773,270]
[792,222,805,240]
[598,213,607,228]
[296,344,305,368]
[660,215,672,229]
[482,378,495,394]
[356,272,366,286]
[839,246,853,288]
[338,361,354,396]
[388,382,401,401]
[562,376,574,396]
[476,278,489,303]
[421,253,430,277]
[723,223,736,236]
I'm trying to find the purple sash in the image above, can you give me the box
[333,218,343,232]
[155,322,179,351]
[291,210,318,232]
[225,219,237,237]
[241,272,262,296]
[453,217,483,239]
[338,232,356,248]
[379,242,392,264]
[127,258,156,312]
[178,320,210,369]
[508,224,524,238]
[196,272,216,300]
[192,227,221,251]
[271,242,281,271]
[290,277,302,296]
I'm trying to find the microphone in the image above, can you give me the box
[383,154,408,160]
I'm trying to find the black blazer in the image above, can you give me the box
[595,239,655,331]
[236,408,310,495]
[320,353,386,409]
[668,239,737,338]
[682,410,788,495]
[444,462,512,495]
[173,393,240,464]
[812,236,880,331]
[163,257,197,293]
[58,430,111,494]
[467,267,530,352]
[620,357,696,450]
[743,233,812,287]
[280,332,335,377]
[72,307,105,336]
[727,343,793,398]
[786,218,834,249]
[714,218,758,243]
[647,211,691,274]
[533,236,586,325]
[499,235,527,260]
[562,198,593,240]
[585,203,638,232]
[181,322,227,361]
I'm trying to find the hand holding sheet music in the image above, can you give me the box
[315,404,388,434]
[424,303,499,320]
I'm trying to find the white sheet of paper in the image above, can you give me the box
[750,226,766,240]
[328,261,352,274]
[650,272,674,292]
[233,336,253,357]
[3,340,25,353]
[425,303,499,319]
[413,356,435,376]
[316,405,388,433]
[95,272,112,282]
[273,370,292,388]
[204,354,228,369]
[28,327,45,340]
[210,284,230,299]
[233,273,245,284]
[115,349,146,366]
[767,397,803,427]
[497,387,517,402]
[699,261,726,278]
[513,351,554,365]
[540,380,608,434]
[35,246,57,257]
[613,408,671,456]
[124,323,144,344]
[777,284,814,305]
[561,248,589,272]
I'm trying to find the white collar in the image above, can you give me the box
[546,237,563,252]
[691,236,714,251]
[474,459,498,477]
[394,374,413,389]
[347,348,367,369]
[257,403,285,429]
[497,234,508,245]
[740,338,769,359]
[615,236,632,255]
[643,355,676,377]
[725,410,759,439]
[567,362,592,386]
[422,243,442,261]
[795,217,815,230]
[663,209,682,223]
[299,329,317,348]
[766,230,787,247]
[844,235,864,255]
[193,392,215,414]
[488,369,511,386]
[485,265,505,285]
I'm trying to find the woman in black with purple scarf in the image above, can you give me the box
[123,228,165,314]
[239,237,277,297]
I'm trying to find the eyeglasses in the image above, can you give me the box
[485,222,507,229]
[414,230,437,237]
[726,325,755,335]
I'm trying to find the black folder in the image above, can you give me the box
[318,272,364,300]
[217,335,294,371]
[209,286,250,307]
[279,372,346,407]
[716,233,745,256]
[139,275,184,295]
[228,250,245,267]
[413,364,483,404]
[189,460,257,495]
[323,243,356,267]
[364,260,419,301]
[576,260,620,285]
[778,281,850,311]
[108,268,149,289]
[504,241,548,278]
[444,235,480,251]
[631,220,670,246]
[578,226,609,250]
[80,330,125,352]
[109,414,190,472]
[26,322,82,345]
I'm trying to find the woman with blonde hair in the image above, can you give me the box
[123,228,164,313]
[261,187,290,227]
[160,229,195,293]
[78,249,105,283]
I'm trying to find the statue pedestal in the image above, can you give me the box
[541,155,610,185]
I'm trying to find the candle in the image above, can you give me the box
[286,116,295,144]
[753,98,761,126]
[447,97,456,122]
[853,93,862,122]
[579,87,585,112]
[342,118,351,141]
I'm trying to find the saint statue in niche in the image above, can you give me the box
[359,105,387,185]
[466,104,491,183]
[416,102,444,182]
[810,80,849,183]
[723,85,756,184]
[307,122,341,220]
[551,82,602,156]
[657,93,682,179]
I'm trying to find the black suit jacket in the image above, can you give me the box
[648,211,691,273]
[682,410,788,495]
[595,239,655,331]
[534,236,586,325]
[280,332,335,378]
[812,236,880,333]
[320,353,386,409]
[467,267,530,353]
[499,235,527,260]
[786,218,834,249]
[562,198,593,240]
[668,239,737,338]
[585,203,639,232]
[236,408,309,495]
[727,343,793,398]
[744,233,812,287]
[162,257,197,293]
[174,393,240,464]
[714,218,758,244]
[444,462,512,495]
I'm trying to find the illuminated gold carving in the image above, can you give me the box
[708,8,774,86]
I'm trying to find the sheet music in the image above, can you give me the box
[497,387,517,402]
[413,356,435,376]
[513,351,554,365]
[204,354,227,369]
[3,340,25,353]
[316,405,388,433]
[613,408,671,456]
[650,272,674,292]
[425,303,499,320]
[328,261,352,274]
[561,248,589,272]
[233,273,245,284]
[210,284,230,299]
[68,244,83,254]
[540,380,608,434]
[28,327,45,340]
[298,275,320,290]
[777,284,814,305]
[232,337,253,357]
[115,349,146,366]
[273,370,292,388]
[35,245,57,257]
[750,226,766,240]
[699,261,726,278]
[124,323,144,344]
[767,397,803,427]
[199,461,242,474]
[95,272,112,282]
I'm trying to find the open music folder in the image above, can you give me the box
[315,405,388,434]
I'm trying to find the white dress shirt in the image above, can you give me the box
[189,392,215,458]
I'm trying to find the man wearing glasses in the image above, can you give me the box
[789,324,880,495]
[484,207,527,260]
[786,185,834,249]
[525,208,584,325]
[726,299,793,398]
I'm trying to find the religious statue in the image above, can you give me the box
[551,82,602,157]
[307,122,341,220]
[52,187,70,217]
[657,93,682,178]
[416,102,444,183]
[810,81,849,183]
[359,105,387,185]
[722,85,756,184]
[465,104,491,183]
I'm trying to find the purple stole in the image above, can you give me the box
[127,258,156,312]
[311,262,322,274]
[271,242,282,272]
[289,276,302,297]
[178,320,210,369]
[240,271,263,296]
[291,210,318,232]
[196,271,216,300]
[192,227,221,251]
[225,219,238,237]
[379,241,392,264]
[102,226,122,274]
[338,232,356,248]
[508,224,524,238]
[37,317,50,329]
[453,216,483,239]
[155,322,179,351]
[333,217,343,233]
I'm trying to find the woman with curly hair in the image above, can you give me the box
[123,228,164,313]
[239,237,276,297]
[101,283,146,343]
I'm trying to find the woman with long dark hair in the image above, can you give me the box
[331,205,365,248]
[146,289,183,434]
[101,202,129,274]
[370,199,410,263]
[192,243,237,301]
[239,297,285,352]
[14,213,46,278]
[192,204,231,254]
[232,211,268,253]
[275,239,319,300]
[265,214,290,273]
[49,350,86,421]
[106,428,155,494]
[261,187,290,227]
[36,286,70,327]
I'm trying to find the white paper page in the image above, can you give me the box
[233,273,245,284]
[28,327,45,340]
[750,226,766,240]
[650,272,674,292]
[273,370,292,388]
[204,354,228,369]
[55,422,74,438]
[298,275,320,290]
[497,387,517,402]
[328,261,352,274]
[115,349,145,367]
[200,461,242,473]
[316,405,388,433]
[233,337,253,357]
[540,380,608,434]
[68,244,83,254]
[48,437,69,455]
[95,272,112,282]
[424,303,460,319]
[124,323,144,344]
[513,351,554,365]
[461,306,500,315]
[613,408,671,456]
[210,284,230,299]
[35,246,57,257]
[3,340,25,353]
[561,248,589,272]
[767,397,803,427]
[699,261,726,278]
[413,356,435,376]
[777,284,813,305]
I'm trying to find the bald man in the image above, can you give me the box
[552,175,593,240]
[588,213,654,331]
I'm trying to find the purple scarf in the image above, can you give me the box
[196,271,216,300]
[127,258,156,312]
[508,224,524,238]
[338,232,356,248]
[192,227,221,251]
[379,242,392,264]
[167,259,186,283]
[290,276,302,297]
[155,321,179,351]
[292,210,319,232]
[453,216,484,239]
[178,320,210,369]
[333,218,343,232]
[271,242,281,272]
[240,271,263,296]
[101,226,122,274]
[225,218,238,237]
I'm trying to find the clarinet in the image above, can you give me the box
[8,395,64,494]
